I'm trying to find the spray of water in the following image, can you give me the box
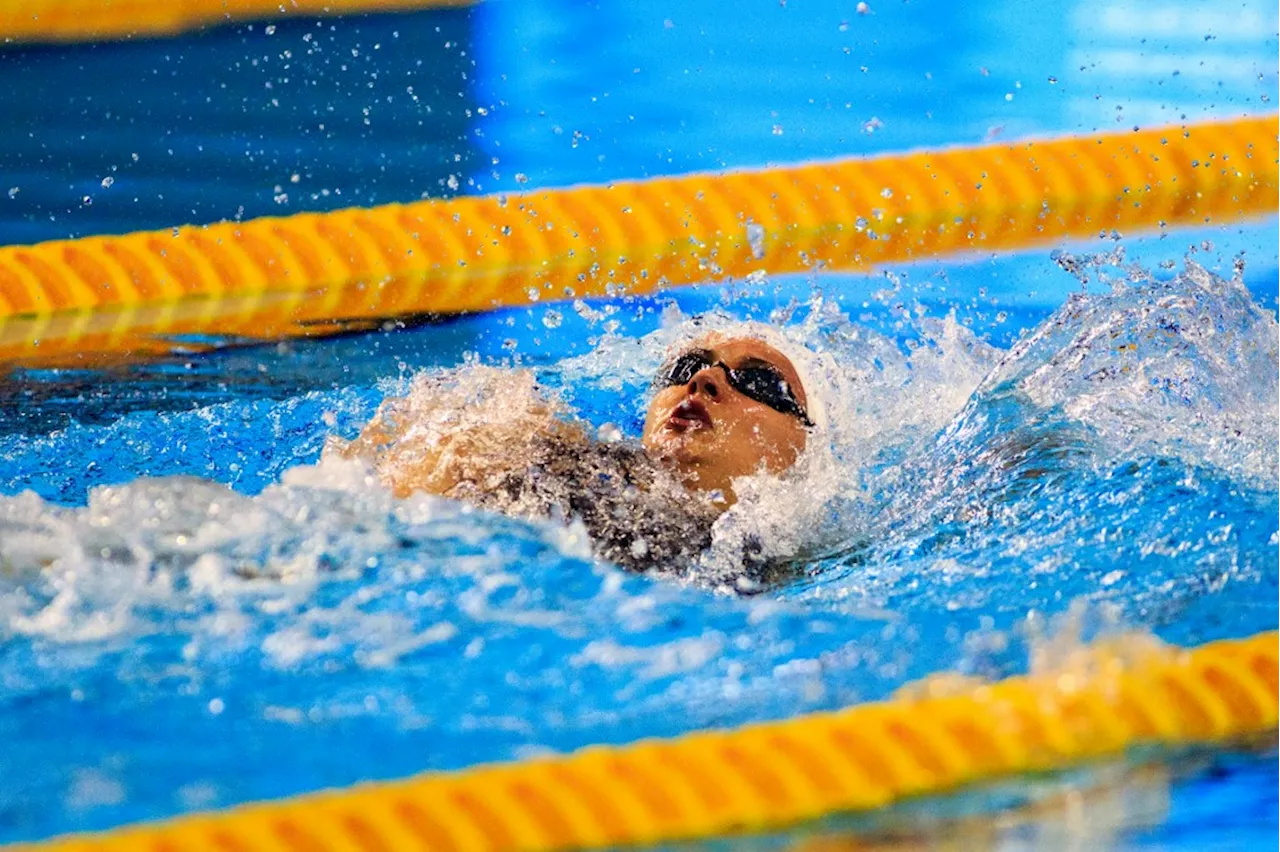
[0,257,1274,844]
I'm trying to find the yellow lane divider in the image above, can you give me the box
[0,0,472,45]
[0,114,1275,366]
[10,631,1277,851]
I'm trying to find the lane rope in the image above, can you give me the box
[9,630,1276,851]
[0,0,473,45]
[0,114,1274,367]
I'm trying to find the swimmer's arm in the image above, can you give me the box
[334,384,591,499]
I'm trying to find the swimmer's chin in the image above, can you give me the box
[644,444,734,502]
[645,431,711,466]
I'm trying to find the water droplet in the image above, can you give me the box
[573,299,604,323]
[81,195,93,206]
[6,187,17,199]
[100,176,114,189]
[771,124,784,136]
[515,173,529,185]
[541,309,562,329]
[526,287,541,302]
[746,222,766,259]
[880,187,893,199]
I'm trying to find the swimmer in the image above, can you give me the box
[334,330,816,575]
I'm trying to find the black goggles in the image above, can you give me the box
[656,348,813,427]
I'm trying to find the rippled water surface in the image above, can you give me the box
[0,0,1276,847]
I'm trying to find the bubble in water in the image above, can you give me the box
[880,187,893,199]
[81,195,92,206]
[541,309,563,329]
[526,287,541,302]
[6,187,17,199]
[100,177,114,189]
[771,124,784,136]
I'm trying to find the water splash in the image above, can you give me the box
[0,258,1274,843]
[795,261,1277,644]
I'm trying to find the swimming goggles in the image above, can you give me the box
[657,348,813,427]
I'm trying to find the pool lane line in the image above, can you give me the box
[8,630,1276,851]
[0,0,473,45]
[0,114,1275,368]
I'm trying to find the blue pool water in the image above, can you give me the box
[0,0,1277,847]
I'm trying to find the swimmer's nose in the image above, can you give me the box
[688,367,721,400]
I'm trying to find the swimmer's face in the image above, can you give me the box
[642,335,810,505]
